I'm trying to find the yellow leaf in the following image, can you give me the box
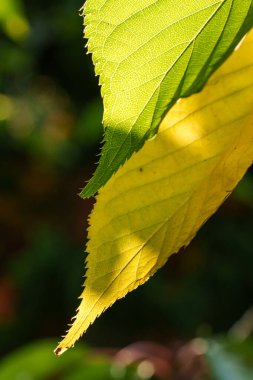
[55,31,253,355]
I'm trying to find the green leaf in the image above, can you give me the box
[0,339,86,379]
[55,30,253,354]
[81,0,253,197]
[0,0,30,41]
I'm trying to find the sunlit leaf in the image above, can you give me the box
[81,0,253,197]
[55,30,253,354]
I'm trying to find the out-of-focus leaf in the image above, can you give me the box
[232,175,253,208]
[206,341,253,380]
[0,0,30,41]
[0,339,86,380]
[0,339,145,380]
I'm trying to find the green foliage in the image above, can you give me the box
[1,0,253,374]
[0,340,87,380]
[206,340,253,380]
[0,339,150,380]
[0,0,30,41]
[82,0,253,197]
[3,337,253,380]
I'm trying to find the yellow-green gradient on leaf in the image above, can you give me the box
[81,0,253,197]
[55,30,253,355]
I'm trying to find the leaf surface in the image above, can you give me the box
[82,0,253,197]
[55,30,253,354]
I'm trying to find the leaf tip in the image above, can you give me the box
[79,177,99,199]
[79,187,93,199]
[54,345,68,356]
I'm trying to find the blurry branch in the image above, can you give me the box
[230,307,253,340]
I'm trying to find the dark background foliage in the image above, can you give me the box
[0,1,253,379]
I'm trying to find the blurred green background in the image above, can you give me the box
[1,1,253,379]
